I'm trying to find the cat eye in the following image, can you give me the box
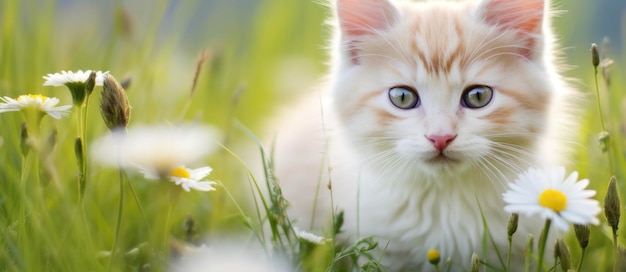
[461,85,493,109]
[389,86,420,109]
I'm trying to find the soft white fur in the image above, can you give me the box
[268,0,574,270]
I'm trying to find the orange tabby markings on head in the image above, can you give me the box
[485,107,514,125]
[409,11,467,75]
[497,88,548,112]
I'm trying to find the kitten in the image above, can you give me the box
[270,0,574,270]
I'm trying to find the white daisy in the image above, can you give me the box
[0,94,72,119]
[141,165,217,192]
[503,167,601,231]
[91,123,219,174]
[293,227,325,244]
[43,70,109,86]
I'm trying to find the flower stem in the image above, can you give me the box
[593,66,607,134]
[576,248,586,272]
[612,229,619,272]
[163,202,173,249]
[592,63,615,174]
[75,106,86,202]
[18,152,32,270]
[107,167,125,272]
[126,174,150,232]
[507,237,513,272]
[79,102,89,202]
[536,220,551,272]
[162,185,180,251]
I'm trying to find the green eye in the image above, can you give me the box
[389,86,420,109]
[462,85,493,108]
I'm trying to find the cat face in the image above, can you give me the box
[332,0,553,179]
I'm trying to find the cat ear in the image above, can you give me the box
[336,0,398,64]
[337,0,398,36]
[478,0,545,58]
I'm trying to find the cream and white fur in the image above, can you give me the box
[268,0,574,270]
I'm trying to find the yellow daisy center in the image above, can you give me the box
[427,249,440,265]
[169,166,191,179]
[538,189,567,212]
[18,94,48,102]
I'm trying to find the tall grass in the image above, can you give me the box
[0,0,624,271]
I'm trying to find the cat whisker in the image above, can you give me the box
[470,157,504,188]
[465,29,510,63]
[359,53,403,63]
[483,132,540,139]
[485,150,529,174]
[350,136,399,146]
[360,27,415,66]
[469,43,529,63]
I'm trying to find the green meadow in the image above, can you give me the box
[0,0,625,271]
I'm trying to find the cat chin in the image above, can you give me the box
[390,149,477,176]
[372,156,475,181]
[418,159,473,178]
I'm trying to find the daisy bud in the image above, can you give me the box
[100,74,131,131]
[604,176,621,231]
[20,123,30,156]
[96,250,111,260]
[84,71,96,96]
[553,239,560,259]
[75,137,84,170]
[507,213,519,238]
[590,43,600,68]
[185,215,196,242]
[333,210,344,235]
[120,76,132,90]
[598,131,610,153]
[42,127,58,157]
[124,247,140,262]
[427,249,440,265]
[470,252,480,272]
[574,224,590,249]
[555,239,571,270]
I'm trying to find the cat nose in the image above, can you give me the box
[426,134,457,151]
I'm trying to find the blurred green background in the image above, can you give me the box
[0,0,625,271]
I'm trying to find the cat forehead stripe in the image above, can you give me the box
[410,13,466,75]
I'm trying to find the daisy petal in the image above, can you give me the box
[502,166,601,232]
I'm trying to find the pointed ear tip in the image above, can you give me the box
[482,0,545,10]
[481,0,545,28]
[336,0,397,36]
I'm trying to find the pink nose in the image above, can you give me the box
[426,134,457,151]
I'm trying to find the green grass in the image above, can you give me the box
[0,0,625,271]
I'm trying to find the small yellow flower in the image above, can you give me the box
[427,249,440,265]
